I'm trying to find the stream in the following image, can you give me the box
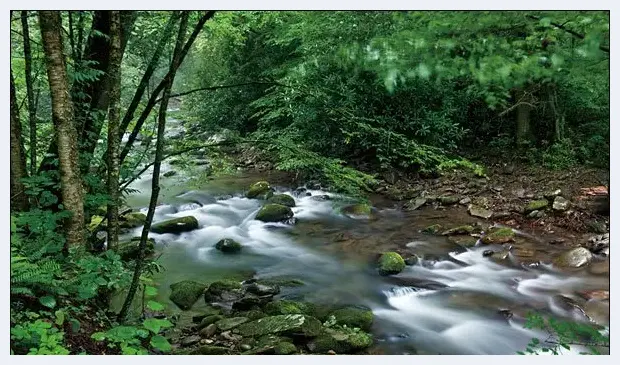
[120,115,609,355]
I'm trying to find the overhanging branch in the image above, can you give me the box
[526,14,609,53]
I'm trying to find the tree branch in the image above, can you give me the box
[161,81,291,103]
[526,14,609,53]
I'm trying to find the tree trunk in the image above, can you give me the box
[119,11,215,165]
[515,88,532,147]
[548,84,565,142]
[10,70,29,212]
[39,10,85,250]
[118,12,180,139]
[21,11,38,177]
[118,12,191,321]
[106,11,123,251]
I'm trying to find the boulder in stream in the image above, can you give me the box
[307,327,373,354]
[246,181,273,199]
[552,247,593,268]
[236,314,322,338]
[170,280,208,310]
[441,225,475,236]
[267,194,296,207]
[403,197,427,211]
[214,238,242,253]
[116,237,155,261]
[330,306,373,331]
[377,252,406,276]
[341,203,372,218]
[255,204,294,223]
[150,216,199,234]
[119,212,147,228]
[481,227,515,244]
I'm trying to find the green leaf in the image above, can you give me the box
[144,286,158,297]
[142,318,173,334]
[147,300,165,311]
[539,17,551,27]
[39,295,57,309]
[150,335,172,352]
[91,332,106,341]
[54,310,65,326]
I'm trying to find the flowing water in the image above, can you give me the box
[121,115,609,355]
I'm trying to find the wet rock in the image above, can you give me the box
[383,276,449,291]
[377,252,406,276]
[482,250,494,257]
[492,211,511,219]
[578,290,609,301]
[527,210,545,218]
[311,194,331,201]
[246,181,272,199]
[307,328,373,354]
[307,181,322,190]
[198,315,225,329]
[552,247,593,268]
[264,300,312,316]
[293,187,307,197]
[267,194,296,207]
[544,189,562,199]
[151,216,199,234]
[583,299,610,326]
[255,277,305,288]
[192,307,221,323]
[422,224,443,234]
[525,200,548,213]
[459,197,472,205]
[549,238,566,245]
[163,170,177,177]
[275,341,297,355]
[215,317,249,331]
[341,203,372,218]
[240,343,253,351]
[255,204,294,223]
[448,235,478,248]
[244,282,280,296]
[404,256,419,266]
[116,237,155,261]
[331,306,373,331]
[438,195,460,205]
[236,314,322,337]
[200,323,218,338]
[204,280,243,303]
[170,281,207,310]
[489,250,510,262]
[552,196,570,211]
[242,335,291,354]
[584,233,609,255]
[481,227,515,244]
[181,335,202,347]
[441,225,475,236]
[403,197,427,211]
[512,247,535,258]
[119,212,147,229]
[214,238,243,254]
[587,220,607,234]
[232,293,274,311]
[468,205,493,219]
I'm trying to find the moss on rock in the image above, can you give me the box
[331,306,373,331]
[525,199,549,213]
[275,342,298,355]
[307,328,373,354]
[441,225,475,236]
[236,314,322,337]
[481,227,515,244]
[255,204,294,223]
[341,203,372,217]
[169,280,207,310]
[188,345,229,355]
[267,194,296,207]
[214,238,242,253]
[120,212,147,229]
[116,237,155,261]
[215,317,249,331]
[423,224,443,234]
[150,216,199,234]
[377,252,406,276]
[247,181,272,199]
[264,300,311,316]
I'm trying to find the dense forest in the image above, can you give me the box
[10,10,609,355]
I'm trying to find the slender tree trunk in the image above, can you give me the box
[106,11,122,251]
[21,11,38,176]
[76,11,84,62]
[68,11,77,61]
[118,12,190,321]
[119,11,215,165]
[39,11,85,250]
[118,12,180,139]
[10,70,29,212]
[515,88,532,147]
[548,84,565,142]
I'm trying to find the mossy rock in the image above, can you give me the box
[204,280,243,302]
[247,181,272,199]
[481,227,515,244]
[236,309,266,320]
[438,195,460,205]
[215,317,249,331]
[267,194,296,207]
[214,238,242,253]
[341,203,372,217]
[169,280,207,310]
[307,328,373,354]
[552,247,593,268]
[198,314,225,329]
[236,314,322,338]
[116,237,155,261]
[448,235,479,248]
[188,345,230,355]
[119,212,146,229]
[150,216,199,234]
[422,224,443,234]
[377,252,406,276]
[331,306,373,331]
[242,335,292,354]
[255,204,294,223]
[264,300,311,316]
[525,200,549,213]
[163,170,177,177]
[275,341,298,355]
[441,225,475,236]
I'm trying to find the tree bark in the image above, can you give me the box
[118,12,180,139]
[21,11,38,176]
[119,11,215,165]
[39,10,85,250]
[106,11,123,251]
[515,88,532,147]
[118,12,191,322]
[10,70,29,212]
